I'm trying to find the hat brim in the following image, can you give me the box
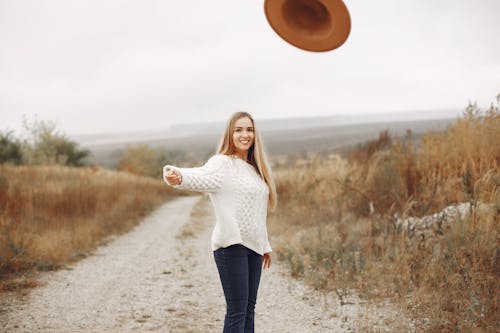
[264,0,351,52]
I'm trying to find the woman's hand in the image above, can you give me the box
[262,252,271,269]
[164,167,182,185]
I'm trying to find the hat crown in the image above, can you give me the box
[264,0,351,52]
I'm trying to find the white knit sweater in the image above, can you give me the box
[163,154,272,255]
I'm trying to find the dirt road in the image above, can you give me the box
[0,196,412,332]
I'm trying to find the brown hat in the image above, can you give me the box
[264,0,351,52]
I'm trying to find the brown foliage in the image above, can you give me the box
[348,129,392,164]
[0,165,175,280]
[117,144,161,178]
[269,104,499,331]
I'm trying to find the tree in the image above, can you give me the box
[0,130,22,165]
[20,117,90,166]
[117,144,161,177]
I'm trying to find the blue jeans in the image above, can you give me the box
[213,244,263,333]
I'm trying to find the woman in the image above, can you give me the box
[163,111,277,333]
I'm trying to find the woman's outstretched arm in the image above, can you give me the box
[162,154,229,193]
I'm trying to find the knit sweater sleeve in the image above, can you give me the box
[163,154,228,193]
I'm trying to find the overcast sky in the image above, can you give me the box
[1,0,499,135]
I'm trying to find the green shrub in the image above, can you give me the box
[0,130,22,165]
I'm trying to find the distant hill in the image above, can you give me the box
[75,112,458,168]
[168,109,459,136]
[73,109,460,147]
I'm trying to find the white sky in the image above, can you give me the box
[1,0,499,135]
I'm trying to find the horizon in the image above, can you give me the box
[70,109,460,147]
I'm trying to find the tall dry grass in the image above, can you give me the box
[0,165,176,289]
[269,105,499,332]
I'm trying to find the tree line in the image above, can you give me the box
[0,118,90,167]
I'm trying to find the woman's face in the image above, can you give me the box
[232,117,255,155]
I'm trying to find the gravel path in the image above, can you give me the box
[0,196,412,332]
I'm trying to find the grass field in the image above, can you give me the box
[0,165,178,291]
[268,107,499,332]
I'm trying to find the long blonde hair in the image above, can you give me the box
[216,112,277,211]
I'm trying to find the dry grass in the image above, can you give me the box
[0,165,177,288]
[269,107,499,332]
